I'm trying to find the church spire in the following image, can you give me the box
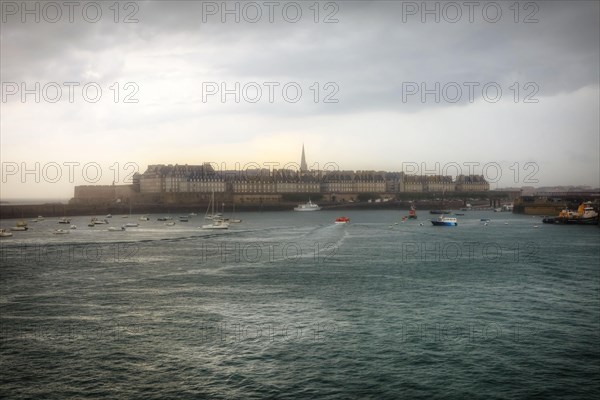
[300,144,308,172]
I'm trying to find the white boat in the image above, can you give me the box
[58,217,71,224]
[70,225,77,230]
[106,214,112,218]
[431,215,458,226]
[92,218,109,225]
[108,226,126,231]
[124,222,139,227]
[294,199,321,211]
[139,215,149,221]
[204,191,225,221]
[53,229,70,234]
[164,222,176,226]
[10,226,28,231]
[202,220,230,230]
[228,202,242,223]
[0,229,13,237]
[37,215,45,221]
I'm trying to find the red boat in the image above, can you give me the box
[334,216,350,224]
[408,205,417,219]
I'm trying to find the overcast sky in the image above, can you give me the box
[1,0,599,200]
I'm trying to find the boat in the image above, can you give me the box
[37,215,45,221]
[87,222,95,227]
[431,215,458,226]
[91,217,108,225]
[124,222,139,227]
[164,222,176,226]
[202,219,230,229]
[0,229,13,237]
[228,202,242,223]
[157,217,172,221]
[108,226,126,231]
[178,216,189,222]
[189,212,197,216]
[455,213,465,216]
[204,191,224,220]
[58,217,70,224]
[480,218,491,222]
[106,214,112,218]
[53,229,70,235]
[407,205,417,219]
[294,199,321,211]
[10,226,28,231]
[139,215,149,221]
[70,225,77,229]
[542,202,599,225]
[430,190,450,215]
[334,216,350,224]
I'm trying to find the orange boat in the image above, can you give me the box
[334,216,350,224]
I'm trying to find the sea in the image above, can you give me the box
[1,210,599,399]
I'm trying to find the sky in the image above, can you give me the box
[1,0,599,200]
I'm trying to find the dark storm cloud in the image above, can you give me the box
[2,1,598,113]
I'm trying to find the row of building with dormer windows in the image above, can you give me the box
[135,164,489,194]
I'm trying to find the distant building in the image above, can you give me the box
[72,146,490,203]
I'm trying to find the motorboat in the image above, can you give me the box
[108,226,126,231]
[431,215,458,226]
[70,225,77,230]
[53,229,70,235]
[294,199,321,211]
[124,222,139,227]
[178,216,189,222]
[139,215,149,221]
[58,217,71,224]
[0,229,13,237]
[334,216,350,224]
[408,206,417,219]
[542,202,599,225]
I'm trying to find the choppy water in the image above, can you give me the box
[1,210,599,399]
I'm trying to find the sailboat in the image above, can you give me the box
[202,191,229,229]
[204,191,223,221]
[229,201,242,223]
[124,202,139,227]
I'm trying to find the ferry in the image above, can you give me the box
[431,216,458,226]
[542,202,599,225]
[294,199,321,211]
[334,216,350,224]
